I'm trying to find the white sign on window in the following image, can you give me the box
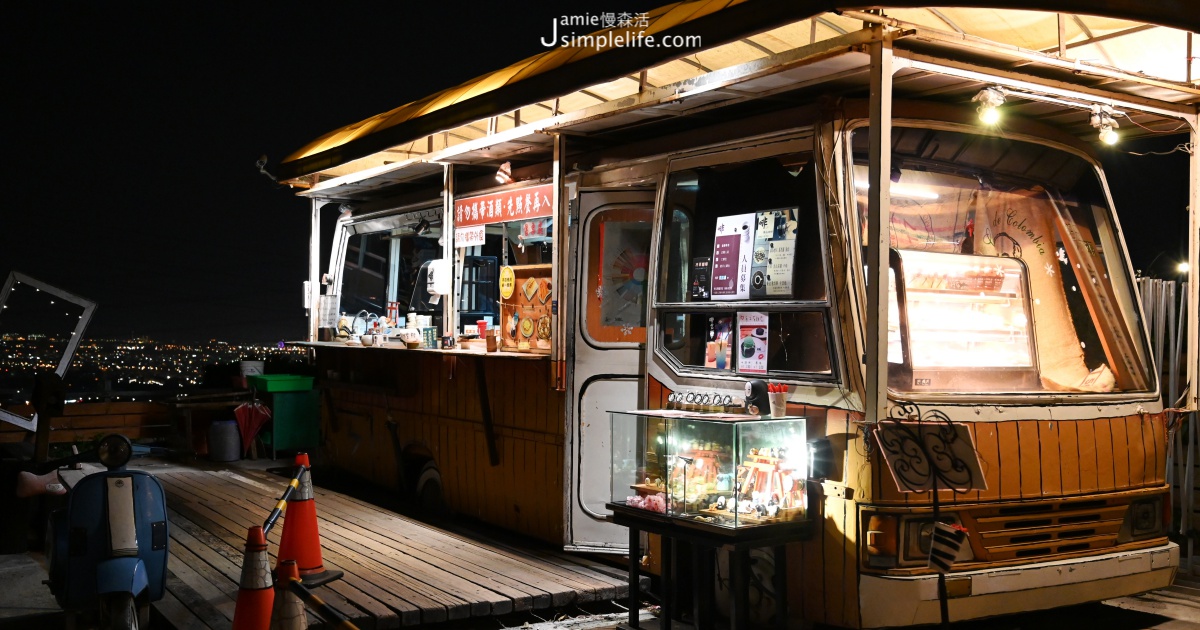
[455,225,486,248]
[736,311,769,374]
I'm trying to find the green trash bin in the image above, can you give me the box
[248,375,318,459]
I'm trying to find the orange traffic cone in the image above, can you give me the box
[270,560,308,630]
[233,526,274,630]
[276,453,343,586]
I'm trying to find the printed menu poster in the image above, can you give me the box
[750,208,797,299]
[690,257,711,300]
[711,213,756,301]
[736,311,769,374]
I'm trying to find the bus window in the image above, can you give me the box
[852,125,1152,394]
[583,207,653,344]
[338,214,441,323]
[655,151,836,381]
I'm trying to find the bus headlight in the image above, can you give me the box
[865,513,898,568]
[1122,497,1164,540]
[902,514,974,566]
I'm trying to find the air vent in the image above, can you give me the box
[971,501,1128,562]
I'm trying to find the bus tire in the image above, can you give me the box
[414,460,447,518]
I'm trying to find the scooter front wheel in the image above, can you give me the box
[100,592,148,630]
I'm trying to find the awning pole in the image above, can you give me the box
[865,28,893,424]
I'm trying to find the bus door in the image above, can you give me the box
[566,188,656,551]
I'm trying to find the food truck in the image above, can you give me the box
[276,2,1199,626]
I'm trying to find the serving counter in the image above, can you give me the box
[293,340,550,359]
[292,339,567,545]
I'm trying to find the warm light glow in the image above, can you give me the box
[978,106,1001,125]
[1179,262,1192,274]
[1099,125,1119,145]
[972,87,1006,126]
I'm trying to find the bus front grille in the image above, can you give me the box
[965,501,1127,562]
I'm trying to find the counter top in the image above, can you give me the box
[291,340,550,360]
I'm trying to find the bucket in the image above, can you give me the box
[208,419,242,462]
[234,360,265,389]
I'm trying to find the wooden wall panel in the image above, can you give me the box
[1151,414,1166,485]
[996,422,1022,498]
[1038,421,1062,495]
[1126,416,1146,486]
[1094,419,1116,491]
[1076,420,1099,492]
[1058,420,1081,494]
[868,414,1166,505]
[974,421,1001,501]
[1110,416,1131,489]
[1017,422,1041,498]
[822,497,847,626]
[318,350,566,545]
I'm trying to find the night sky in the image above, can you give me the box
[3,4,1190,343]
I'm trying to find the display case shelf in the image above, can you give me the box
[610,410,809,530]
[890,250,1040,392]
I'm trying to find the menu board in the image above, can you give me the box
[736,311,769,374]
[711,213,756,300]
[751,208,797,299]
[710,210,796,301]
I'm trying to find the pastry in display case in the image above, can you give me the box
[888,250,1040,392]
[610,411,808,528]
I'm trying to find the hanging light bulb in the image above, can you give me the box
[1098,125,1119,145]
[972,86,1006,125]
[1090,104,1119,145]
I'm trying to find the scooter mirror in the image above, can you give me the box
[97,434,133,469]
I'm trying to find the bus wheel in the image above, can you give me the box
[413,459,447,519]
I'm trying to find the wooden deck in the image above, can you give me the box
[152,466,631,629]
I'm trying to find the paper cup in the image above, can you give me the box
[477,320,488,337]
[769,391,788,418]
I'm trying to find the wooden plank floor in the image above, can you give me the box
[150,466,630,629]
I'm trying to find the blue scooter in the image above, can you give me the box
[43,434,169,629]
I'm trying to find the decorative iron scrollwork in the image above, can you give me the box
[875,402,976,494]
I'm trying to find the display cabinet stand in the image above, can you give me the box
[609,502,812,630]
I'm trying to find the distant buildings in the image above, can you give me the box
[0,334,306,405]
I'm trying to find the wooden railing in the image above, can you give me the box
[0,401,173,444]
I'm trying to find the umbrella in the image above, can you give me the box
[234,401,272,457]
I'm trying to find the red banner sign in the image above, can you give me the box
[454,183,554,228]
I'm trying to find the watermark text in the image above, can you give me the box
[541,12,701,50]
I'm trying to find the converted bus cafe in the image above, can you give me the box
[274,2,1199,627]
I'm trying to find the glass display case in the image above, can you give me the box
[888,250,1040,392]
[611,411,808,528]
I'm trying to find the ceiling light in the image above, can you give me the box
[972,87,1006,125]
[495,161,514,184]
[1098,125,1119,145]
[1090,105,1120,145]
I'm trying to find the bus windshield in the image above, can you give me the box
[852,125,1152,395]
